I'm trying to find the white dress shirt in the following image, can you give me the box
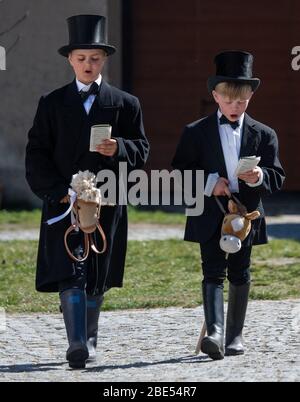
[204,110,263,196]
[76,74,102,114]
[218,109,244,193]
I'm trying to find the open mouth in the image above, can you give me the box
[230,114,238,120]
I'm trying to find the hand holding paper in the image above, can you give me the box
[235,156,261,176]
[236,156,262,185]
[90,124,117,156]
[96,138,118,157]
[90,124,112,152]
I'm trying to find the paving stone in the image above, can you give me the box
[0,300,299,382]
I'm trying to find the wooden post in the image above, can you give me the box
[195,321,207,355]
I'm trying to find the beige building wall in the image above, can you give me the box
[0,0,122,207]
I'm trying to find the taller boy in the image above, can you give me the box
[172,51,285,360]
[26,15,149,368]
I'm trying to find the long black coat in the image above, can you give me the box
[172,112,285,245]
[26,79,149,293]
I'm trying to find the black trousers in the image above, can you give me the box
[59,232,102,296]
[200,226,252,286]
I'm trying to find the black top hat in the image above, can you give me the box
[58,15,116,57]
[207,51,260,93]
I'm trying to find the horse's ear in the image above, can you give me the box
[245,211,260,221]
[228,200,239,213]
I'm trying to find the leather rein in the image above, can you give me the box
[64,201,107,263]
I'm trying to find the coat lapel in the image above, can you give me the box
[72,79,121,163]
[62,80,88,171]
[63,79,86,116]
[63,79,87,139]
[206,112,228,178]
[88,80,121,131]
[97,80,114,107]
[240,114,261,157]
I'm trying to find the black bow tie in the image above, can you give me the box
[79,82,99,102]
[219,115,240,130]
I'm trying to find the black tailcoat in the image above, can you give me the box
[26,80,149,293]
[172,112,285,245]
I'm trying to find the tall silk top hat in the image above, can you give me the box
[58,14,116,57]
[207,51,261,93]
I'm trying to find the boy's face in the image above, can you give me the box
[212,89,253,121]
[68,49,107,84]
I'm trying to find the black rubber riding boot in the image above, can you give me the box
[86,294,104,362]
[201,282,224,360]
[60,289,89,369]
[225,282,250,356]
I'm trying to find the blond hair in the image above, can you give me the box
[215,82,253,100]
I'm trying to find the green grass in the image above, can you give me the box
[0,239,299,313]
[0,209,42,229]
[0,207,185,229]
[128,207,185,225]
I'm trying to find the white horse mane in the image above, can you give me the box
[71,170,101,204]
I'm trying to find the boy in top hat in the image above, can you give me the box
[172,51,285,360]
[25,15,149,369]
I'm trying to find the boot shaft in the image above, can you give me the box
[202,282,224,335]
[60,289,87,345]
[226,282,250,345]
[87,294,104,347]
[201,282,225,360]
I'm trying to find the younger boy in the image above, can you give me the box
[172,51,285,360]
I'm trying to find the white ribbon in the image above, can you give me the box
[46,189,77,226]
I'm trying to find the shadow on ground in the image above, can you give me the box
[0,355,212,375]
[85,355,210,373]
[0,362,65,373]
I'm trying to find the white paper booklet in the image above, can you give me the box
[89,124,112,152]
[235,156,261,176]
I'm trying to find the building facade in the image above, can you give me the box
[0,0,299,208]
[124,0,300,191]
[0,0,122,207]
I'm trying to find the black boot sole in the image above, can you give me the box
[225,348,244,356]
[67,345,89,369]
[201,337,224,360]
